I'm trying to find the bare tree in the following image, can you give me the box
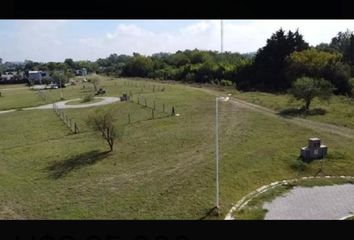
[88,76,100,92]
[87,110,117,151]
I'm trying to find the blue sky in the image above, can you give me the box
[1,20,354,62]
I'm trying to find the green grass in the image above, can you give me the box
[232,91,354,129]
[1,77,354,219]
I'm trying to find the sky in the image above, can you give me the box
[1,20,354,63]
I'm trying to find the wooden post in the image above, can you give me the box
[171,106,175,116]
[163,103,165,113]
[74,122,78,134]
[153,86,155,92]
[128,113,131,124]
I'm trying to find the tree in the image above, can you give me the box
[87,110,117,152]
[237,28,309,91]
[287,48,352,95]
[51,71,68,87]
[330,29,354,65]
[64,58,76,69]
[288,77,335,110]
[122,55,153,77]
[88,75,100,91]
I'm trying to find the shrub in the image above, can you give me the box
[220,79,233,86]
[290,159,308,171]
[81,93,94,103]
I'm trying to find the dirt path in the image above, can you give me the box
[194,86,354,140]
[24,97,120,110]
[0,97,121,114]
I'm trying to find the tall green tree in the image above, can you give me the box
[330,29,354,65]
[287,48,352,94]
[237,28,309,91]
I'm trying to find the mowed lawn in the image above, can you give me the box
[233,90,354,130]
[1,77,354,219]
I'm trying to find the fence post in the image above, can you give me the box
[171,106,175,116]
[74,122,78,134]
[128,113,131,124]
[163,103,165,113]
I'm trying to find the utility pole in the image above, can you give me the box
[215,96,229,213]
[221,19,224,55]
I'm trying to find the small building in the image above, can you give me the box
[1,71,25,83]
[300,138,328,161]
[75,68,87,76]
[28,71,49,85]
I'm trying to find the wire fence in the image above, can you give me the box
[53,104,80,134]
[37,90,48,102]
[123,81,167,93]
[118,94,176,124]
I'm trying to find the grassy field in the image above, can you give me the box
[233,90,354,130]
[1,77,354,219]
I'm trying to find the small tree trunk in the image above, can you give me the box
[305,99,311,110]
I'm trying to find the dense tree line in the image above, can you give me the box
[2,28,354,96]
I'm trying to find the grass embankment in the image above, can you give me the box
[1,77,354,219]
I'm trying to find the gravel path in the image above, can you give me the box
[264,184,354,220]
[0,109,16,114]
[24,97,121,110]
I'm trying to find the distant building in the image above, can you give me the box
[75,68,87,76]
[28,71,49,85]
[0,71,25,83]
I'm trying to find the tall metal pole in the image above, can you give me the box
[215,97,220,210]
[221,19,224,55]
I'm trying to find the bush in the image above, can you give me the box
[220,79,233,86]
[290,159,308,171]
[81,93,94,103]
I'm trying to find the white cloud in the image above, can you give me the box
[79,20,354,61]
[3,20,354,62]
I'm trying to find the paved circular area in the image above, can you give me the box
[24,97,121,110]
[263,184,354,220]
